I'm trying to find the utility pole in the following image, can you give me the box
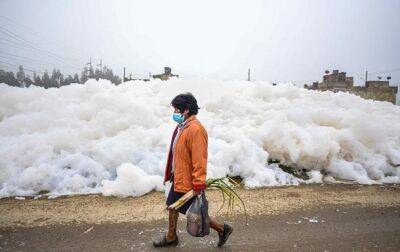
[123,67,126,83]
[86,57,92,68]
[97,59,102,74]
[86,57,92,79]
[247,68,251,81]
[365,70,368,86]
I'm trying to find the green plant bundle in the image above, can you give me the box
[206,177,248,224]
[168,177,248,225]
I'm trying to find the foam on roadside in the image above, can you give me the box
[0,78,399,198]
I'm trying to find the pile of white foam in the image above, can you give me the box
[0,79,399,198]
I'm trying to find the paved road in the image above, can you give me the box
[1,205,399,251]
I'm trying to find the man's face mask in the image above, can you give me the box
[172,112,185,124]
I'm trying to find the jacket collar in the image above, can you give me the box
[178,115,196,129]
[185,115,196,123]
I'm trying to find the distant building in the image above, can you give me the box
[122,66,179,83]
[152,67,179,81]
[365,80,389,88]
[396,87,400,105]
[123,75,150,82]
[306,70,398,104]
[310,70,353,92]
[123,68,150,82]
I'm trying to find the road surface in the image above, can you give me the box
[1,184,399,251]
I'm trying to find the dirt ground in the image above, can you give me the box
[0,184,400,251]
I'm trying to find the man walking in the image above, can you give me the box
[153,93,233,247]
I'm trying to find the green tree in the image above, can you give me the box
[42,71,51,89]
[0,69,19,87]
[73,73,80,83]
[33,72,43,87]
[23,75,33,87]
[63,75,74,86]
[102,66,121,85]
[80,68,88,84]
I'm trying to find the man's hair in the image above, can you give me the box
[171,92,200,116]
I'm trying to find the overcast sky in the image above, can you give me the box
[0,0,399,85]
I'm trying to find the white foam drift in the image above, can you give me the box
[0,78,399,198]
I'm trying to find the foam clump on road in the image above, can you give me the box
[0,78,399,198]
[101,163,163,197]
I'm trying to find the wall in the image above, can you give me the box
[349,86,397,104]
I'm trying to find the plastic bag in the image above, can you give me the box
[186,192,210,237]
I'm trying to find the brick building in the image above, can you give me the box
[311,70,353,91]
[306,70,398,104]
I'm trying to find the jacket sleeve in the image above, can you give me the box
[189,126,208,191]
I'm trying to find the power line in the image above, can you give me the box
[0,42,83,72]
[0,60,45,74]
[0,15,51,42]
[368,67,400,75]
[0,55,78,73]
[0,64,18,72]
[0,36,82,71]
[0,53,77,70]
[0,26,83,70]
[0,17,115,76]
[0,25,83,65]
[348,67,400,77]
[0,52,54,64]
[0,41,82,72]
[0,15,85,62]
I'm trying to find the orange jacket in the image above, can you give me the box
[164,115,207,193]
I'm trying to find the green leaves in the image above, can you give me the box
[206,177,248,224]
[168,177,248,225]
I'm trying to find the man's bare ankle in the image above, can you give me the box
[166,234,177,241]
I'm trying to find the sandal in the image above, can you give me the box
[153,235,179,247]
